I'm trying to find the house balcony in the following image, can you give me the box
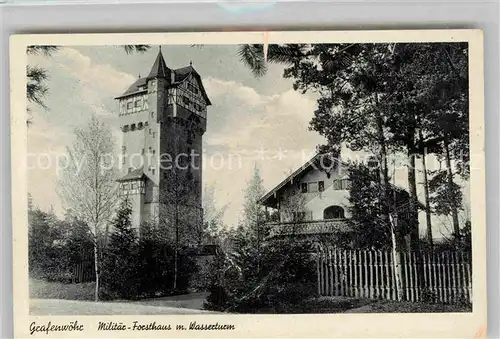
[265,219,350,237]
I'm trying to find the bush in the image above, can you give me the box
[29,208,94,283]
[203,236,316,313]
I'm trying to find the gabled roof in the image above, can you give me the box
[259,152,425,209]
[147,48,171,79]
[117,167,146,182]
[116,77,148,99]
[259,153,337,207]
[115,50,212,105]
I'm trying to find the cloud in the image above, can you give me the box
[201,77,325,226]
[27,48,135,215]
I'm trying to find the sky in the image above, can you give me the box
[27,44,470,238]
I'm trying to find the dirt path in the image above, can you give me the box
[30,299,216,316]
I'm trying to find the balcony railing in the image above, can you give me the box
[265,219,350,237]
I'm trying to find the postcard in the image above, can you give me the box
[10,30,486,338]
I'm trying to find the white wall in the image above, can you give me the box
[278,163,352,221]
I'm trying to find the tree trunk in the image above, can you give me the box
[407,150,419,251]
[173,206,179,291]
[93,241,99,302]
[389,214,403,301]
[374,95,391,236]
[444,137,461,241]
[421,147,434,250]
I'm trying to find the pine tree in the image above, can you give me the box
[101,198,139,300]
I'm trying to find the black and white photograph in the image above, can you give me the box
[11,31,486,338]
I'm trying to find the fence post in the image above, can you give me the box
[315,244,322,296]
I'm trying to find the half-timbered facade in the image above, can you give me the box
[115,48,211,232]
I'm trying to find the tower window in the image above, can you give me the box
[141,148,145,155]
[128,167,133,173]
[183,97,191,105]
[152,168,155,175]
[127,101,133,109]
[134,99,141,108]
[131,124,136,131]
[138,122,143,129]
[151,112,155,118]
[149,128,152,134]
[152,150,156,155]
[122,146,126,152]
[152,132,156,138]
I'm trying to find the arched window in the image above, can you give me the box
[131,123,136,131]
[138,122,143,129]
[323,205,345,219]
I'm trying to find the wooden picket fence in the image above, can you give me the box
[315,245,472,304]
[71,251,95,283]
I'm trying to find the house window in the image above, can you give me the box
[323,206,345,219]
[301,183,308,193]
[333,179,350,190]
[319,181,325,192]
[183,96,191,105]
[127,101,133,109]
[134,99,141,108]
[128,167,133,173]
[122,183,130,190]
[131,183,137,190]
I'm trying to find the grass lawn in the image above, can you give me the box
[247,296,471,314]
[30,278,95,301]
[343,298,472,313]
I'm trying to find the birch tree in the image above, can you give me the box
[58,115,118,301]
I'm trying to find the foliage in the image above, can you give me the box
[57,115,118,301]
[28,206,94,283]
[203,167,315,312]
[100,199,140,300]
[134,221,198,297]
[428,170,463,216]
[345,163,391,249]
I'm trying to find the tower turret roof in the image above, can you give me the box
[147,47,171,79]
